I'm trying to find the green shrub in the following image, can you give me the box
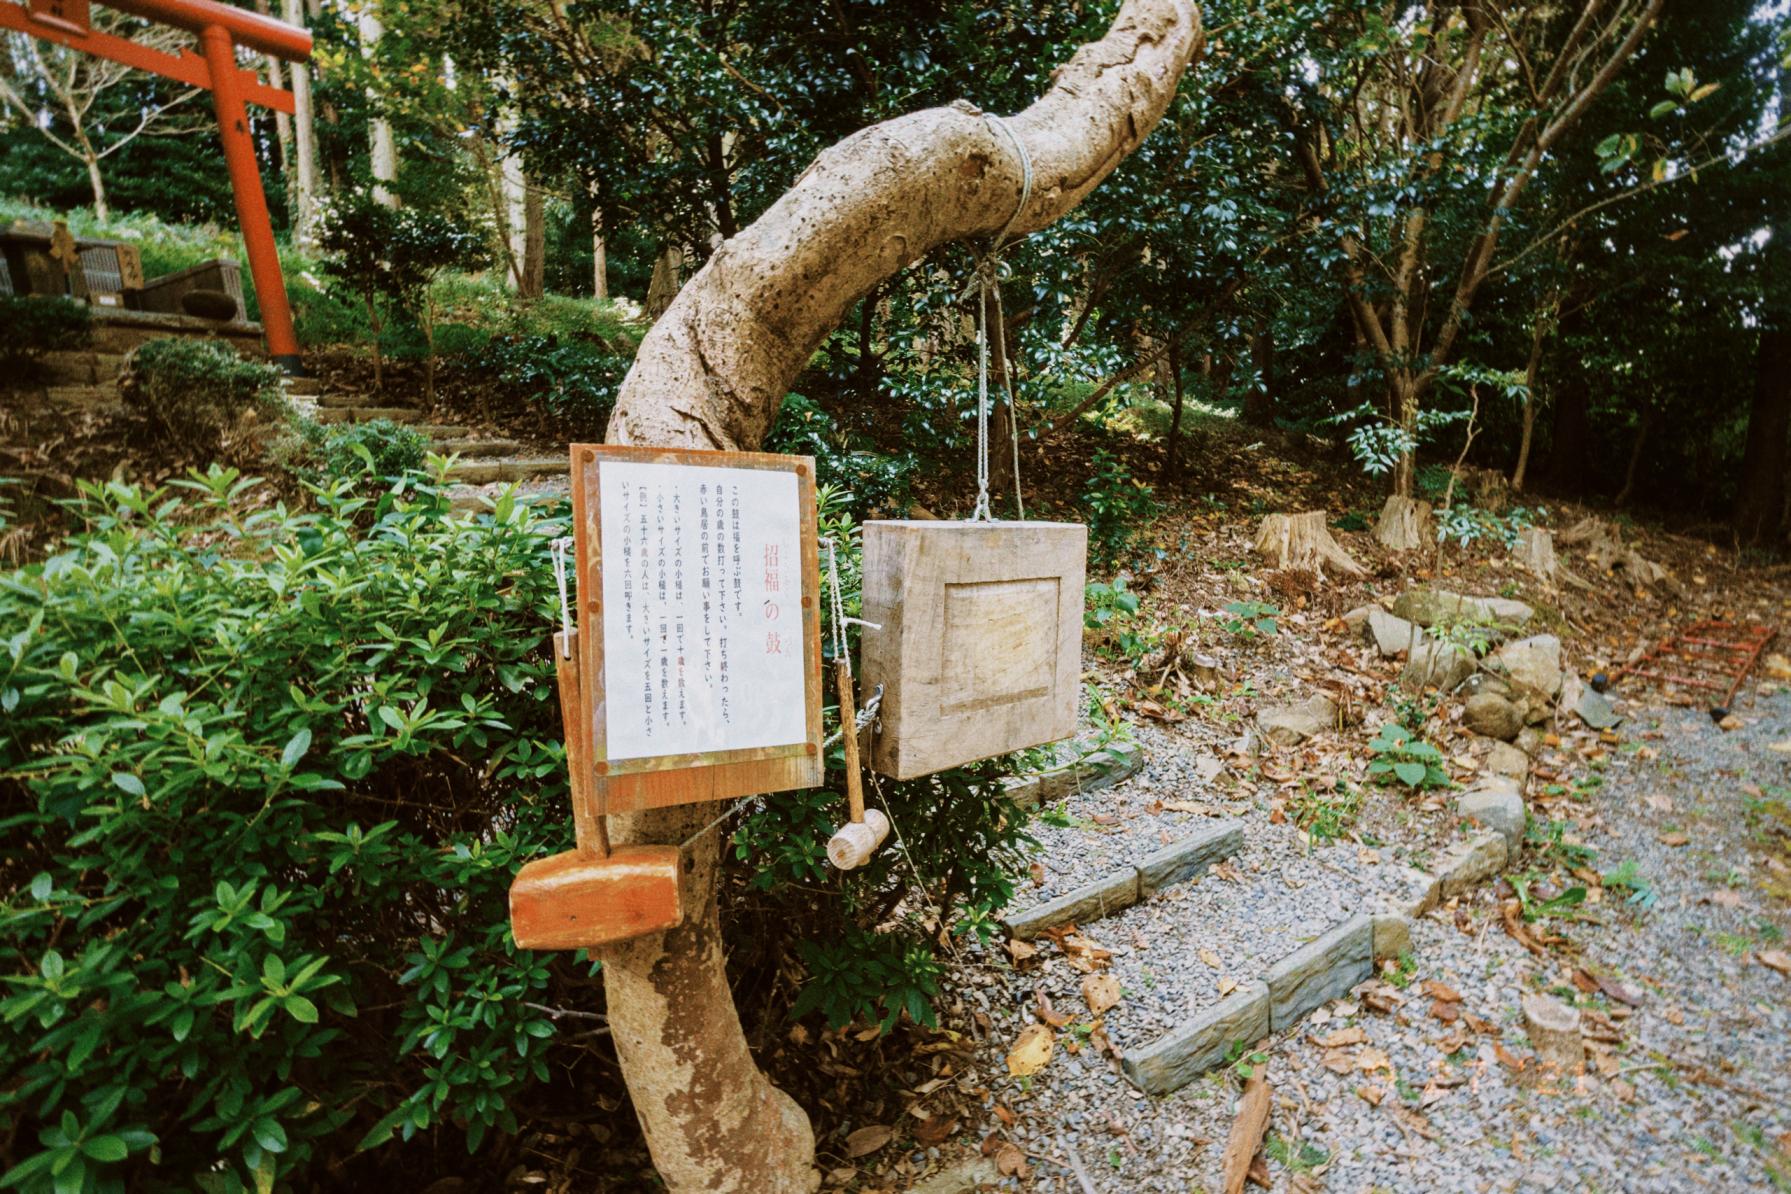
[1365,723,1451,790]
[303,418,431,482]
[482,333,629,434]
[1080,448,1158,566]
[0,463,1037,1188]
[122,338,290,457]
[0,465,570,1190]
[0,296,91,378]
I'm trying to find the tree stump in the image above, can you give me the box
[1373,494,1434,551]
[1521,992,1583,1071]
[1515,527,1558,581]
[1252,512,1365,579]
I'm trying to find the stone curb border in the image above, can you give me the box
[1003,820,1244,941]
[1117,825,1514,1096]
[1004,739,1147,810]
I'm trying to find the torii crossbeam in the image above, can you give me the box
[0,0,312,369]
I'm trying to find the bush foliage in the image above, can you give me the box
[121,339,290,459]
[0,464,1035,1189]
[0,297,92,378]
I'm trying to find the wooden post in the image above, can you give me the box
[825,657,888,870]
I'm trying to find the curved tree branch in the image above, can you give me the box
[609,0,1204,451]
[595,4,1204,1191]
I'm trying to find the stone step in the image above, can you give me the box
[436,438,522,457]
[314,390,414,410]
[38,350,126,385]
[312,406,426,425]
[417,423,476,439]
[282,376,323,396]
[446,481,570,514]
[43,384,123,410]
[1003,819,1243,940]
[444,457,565,486]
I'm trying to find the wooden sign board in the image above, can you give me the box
[859,521,1087,780]
[570,444,823,814]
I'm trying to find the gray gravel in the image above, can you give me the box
[931,687,1791,1193]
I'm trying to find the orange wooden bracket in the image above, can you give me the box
[509,629,685,951]
[0,1,296,114]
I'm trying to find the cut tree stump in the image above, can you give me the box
[1373,494,1434,551]
[1515,526,1557,580]
[1253,512,1365,579]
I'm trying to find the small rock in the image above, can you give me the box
[1459,672,1512,700]
[1515,727,1547,757]
[1485,741,1530,778]
[1572,686,1622,730]
[1257,693,1338,746]
[1401,639,1474,692]
[1484,597,1536,625]
[1342,604,1378,633]
[909,1157,1002,1194]
[1463,692,1524,741]
[1457,776,1526,854]
[1493,634,1564,701]
[1521,992,1583,1071]
[1366,608,1421,658]
[1437,830,1508,898]
[1392,588,1488,627]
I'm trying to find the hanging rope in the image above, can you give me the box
[963,112,1033,522]
[550,536,575,658]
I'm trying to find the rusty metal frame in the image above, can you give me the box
[1615,620,1778,707]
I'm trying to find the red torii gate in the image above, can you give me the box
[0,0,311,369]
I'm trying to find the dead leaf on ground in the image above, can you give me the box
[1082,973,1122,1015]
[1421,979,1462,1003]
[1007,1024,1055,1077]
[1658,832,1690,848]
[1318,1026,1366,1048]
[844,1125,892,1158]
[1358,1046,1392,1075]
[995,1142,1028,1178]
[1356,1083,1386,1106]
[1321,1049,1354,1074]
[912,1116,959,1146]
[1005,938,1037,964]
[1199,947,1223,969]
[1430,999,1461,1024]
[1759,950,1791,977]
[1218,975,1238,996]
[1708,889,1744,909]
[1034,991,1073,1028]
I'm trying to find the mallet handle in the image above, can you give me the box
[555,630,608,858]
[835,657,865,825]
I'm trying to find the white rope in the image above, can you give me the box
[550,536,574,657]
[819,537,881,676]
[963,113,1033,523]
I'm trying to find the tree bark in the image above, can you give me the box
[1243,317,1275,426]
[359,6,398,207]
[1613,408,1652,507]
[284,0,321,247]
[592,207,609,300]
[522,180,546,299]
[1512,306,1549,492]
[1734,326,1789,543]
[599,3,1203,1188]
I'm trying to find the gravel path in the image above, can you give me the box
[936,687,1791,1193]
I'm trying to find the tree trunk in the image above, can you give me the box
[592,208,609,300]
[598,3,1203,1187]
[1243,317,1275,426]
[359,7,398,207]
[644,243,685,322]
[83,151,108,222]
[284,0,321,246]
[1613,408,1652,507]
[522,181,546,299]
[1164,340,1185,482]
[1253,511,1364,578]
[1735,327,1790,544]
[1512,310,1548,492]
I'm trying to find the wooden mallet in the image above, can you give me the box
[509,630,684,950]
[826,657,889,870]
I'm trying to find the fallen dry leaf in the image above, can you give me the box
[1029,861,1047,887]
[1321,1049,1354,1074]
[1719,714,1744,731]
[1199,948,1222,970]
[912,1116,959,1146]
[1430,999,1461,1024]
[1006,1024,1055,1077]
[1421,980,1462,1003]
[1759,950,1791,977]
[995,1142,1028,1178]
[1318,1027,1367,1048]
[1005,938,1037,964]
[844,1125,893,1158]
[1218,975,1238,996]
[1356,1083,1386,1106]
[1765,653,1791,681]
[1645,793,1674,813]
[1082,973,1122,1015]
[1358,1046,1392,1075]
[1495,1044,1526,1070]
[1709,889,1744,909]
[1658,832,1690,848]
[1034,991,1073,1029]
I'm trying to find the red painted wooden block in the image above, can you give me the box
[508,845,683,951]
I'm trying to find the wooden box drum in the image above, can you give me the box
[858,520,1086,780]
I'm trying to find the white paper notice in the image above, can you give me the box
[598,461,807,762]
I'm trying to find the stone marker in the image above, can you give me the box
[1264,914,1373,1031]
[1522,991,1583,1071]
[1121,981,1270,1096]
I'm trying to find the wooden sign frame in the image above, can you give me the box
[569,444,823,814]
